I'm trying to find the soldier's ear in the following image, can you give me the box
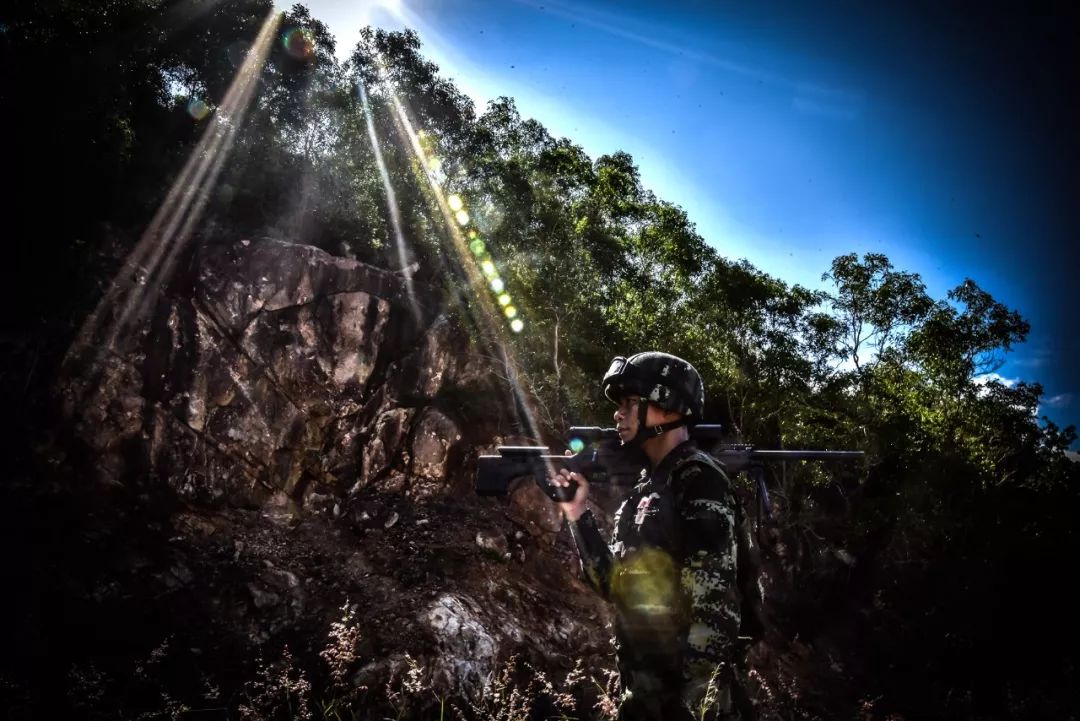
[657,407,683,422]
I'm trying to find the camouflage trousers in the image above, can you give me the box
[617,665,742,721]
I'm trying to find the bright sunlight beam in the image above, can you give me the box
[70,8,283,379]
[358,80,424,327]
[375,72,545,440]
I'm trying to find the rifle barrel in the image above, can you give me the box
[569,425,726,442]
[740,450,865,461]
[476,434,864,498]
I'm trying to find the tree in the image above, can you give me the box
[822,253,934,370]
[908,278,1030,386]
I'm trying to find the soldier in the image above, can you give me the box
[550,352,744,721]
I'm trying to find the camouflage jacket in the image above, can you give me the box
[568,440,741,691]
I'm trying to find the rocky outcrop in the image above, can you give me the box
[60,237,506,508]
[51,237,613,709]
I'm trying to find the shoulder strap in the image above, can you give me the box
[671,449,746,523]
[676,448,727,476]
[671,448,733,494]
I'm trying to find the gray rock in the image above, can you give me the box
[59,237,506,510]
[247,584,281,609]
[421,594,503,701]
[507,481,564,540]
[475,530,509,556]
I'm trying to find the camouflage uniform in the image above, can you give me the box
[569,439,742,721]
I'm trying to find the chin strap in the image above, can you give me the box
[627,402,689,446]
[644,417,689,436]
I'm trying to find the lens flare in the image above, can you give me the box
[455,209,469,226]
[417,129,435,155]
[427,156,442,173]
[377,67,541,442]
[447,194,464,211]
[282,27,315,61]
[498,293,511,306]
[568,437,585,454]
[469,238,485,255]
[186,98,211,120]
[504,305,517,318]
[491,278,504,293]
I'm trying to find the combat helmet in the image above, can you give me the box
[603,352,705,443]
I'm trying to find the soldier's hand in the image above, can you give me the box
[551,451,590,522]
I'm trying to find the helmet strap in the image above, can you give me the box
[645,417,689,436]
[627,402,688,446]
[626,400,651,448]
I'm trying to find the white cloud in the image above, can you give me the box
[974,373,1019,388]
[1043,393,1074,409]
[974,373,1034,414]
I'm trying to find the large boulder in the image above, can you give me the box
[59,237,504,508]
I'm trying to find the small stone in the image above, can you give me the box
[171,563,194,584]
[248,584,280,609]
[271,568,301,588]
[834,548,856,567]
[475,530,509,556]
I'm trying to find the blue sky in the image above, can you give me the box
[300,0,1078,443]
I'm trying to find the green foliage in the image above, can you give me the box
[822,252,934,369]
[908,278,1031,384]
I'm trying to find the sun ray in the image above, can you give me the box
[358,80,424,327]
[69,8,283,377]
[378,80,546,441]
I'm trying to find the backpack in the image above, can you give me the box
[673,450,766,642]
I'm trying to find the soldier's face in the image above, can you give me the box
[614,396,647,441]
[614,396,681,442]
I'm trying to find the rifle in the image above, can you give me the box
[475,426,864,517]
